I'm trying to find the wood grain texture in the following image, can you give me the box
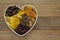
[0,30,60,40]
[0,16,60,31]
[0,0,60,40]
[0,4,60,17]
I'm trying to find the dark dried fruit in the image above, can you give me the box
[15,24,30,35]
[6,6,20,17]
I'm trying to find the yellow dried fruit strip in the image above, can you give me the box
[6,16,20,30]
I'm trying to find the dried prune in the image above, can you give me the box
[6,6,20,17]
[15,24,30,35]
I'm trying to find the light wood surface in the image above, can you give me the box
[0,30,60,40]
[0,0,60,40]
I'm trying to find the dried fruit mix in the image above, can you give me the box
[5,5,36,35]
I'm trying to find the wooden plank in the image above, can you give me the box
[0,4,60,17]
[0,30,60,40]
[0,31,12,40]
[34,16,60,30]
[0,16,60,31]
[0,0,60,5]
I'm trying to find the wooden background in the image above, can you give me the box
[0,0,60,40]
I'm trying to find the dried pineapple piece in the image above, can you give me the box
[7,16,20,30]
